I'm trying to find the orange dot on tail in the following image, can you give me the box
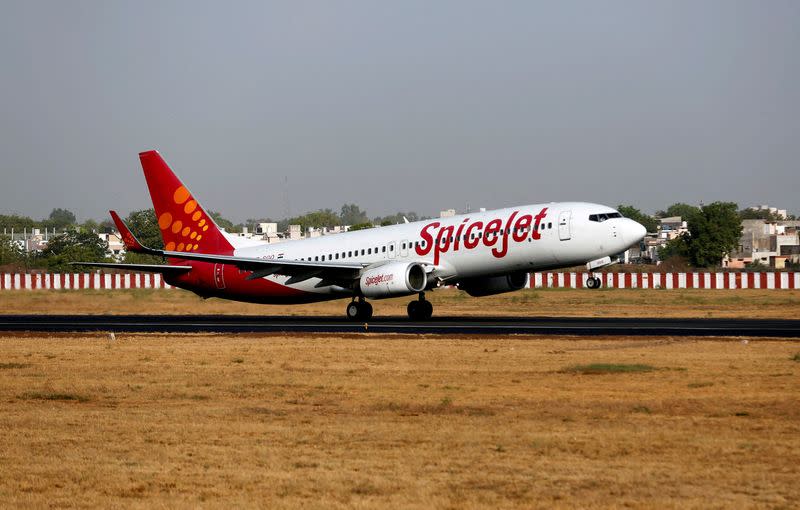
[177,243,185,251]
[198,219,206,227]
[192,211,202,221]
[165,241,176,251]
[196,235,202,241]
[190,231,197,239]
[193,244,199,251]
[158,212,173,229]
[184,200,197,214]
[171,220,183,234]
[173,186,190,204]
[182,226,190,236]
[203,225,209,231]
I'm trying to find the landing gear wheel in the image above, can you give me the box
[347,300,373,321]
[407,295,433,321]
[360,301,373,320]
[346,301,361,320]
[586,276,602,289]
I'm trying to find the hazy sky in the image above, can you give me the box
[1,1,798,222]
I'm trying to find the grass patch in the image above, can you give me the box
[0,363,31,369]
[791,353,800,362]
[373,398,493,417]
[632,405,652,414]
[561,363,655,375]
[19,392,90,403]
[231,357,244,364]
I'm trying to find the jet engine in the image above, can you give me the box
[457,272,529,297]
[359,262,428,299]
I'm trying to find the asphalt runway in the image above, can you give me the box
[0,315,798,337]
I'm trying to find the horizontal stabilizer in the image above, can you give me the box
[70,262,192,274]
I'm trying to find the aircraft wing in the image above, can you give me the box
[104,210,364,285]
[70,262,192,274]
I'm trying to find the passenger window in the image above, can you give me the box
[382,246,386,253]
[548,222,552,229]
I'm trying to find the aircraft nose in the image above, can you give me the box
[623,219,647,244]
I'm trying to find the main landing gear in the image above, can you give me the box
[586,276,602,289]
[407,292,433,321]
[346,298,373,321]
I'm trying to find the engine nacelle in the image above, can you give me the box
[359,262,428,299]
[457,272,528,297]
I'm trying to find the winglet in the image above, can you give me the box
[110,210,146,252]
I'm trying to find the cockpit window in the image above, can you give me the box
[589,212,622,222]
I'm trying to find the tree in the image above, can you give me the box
[208,210,241,232]
[40,229,108,271]
[616,205,658,233]
[685,202,742,268]
[657,234,690,261]
[281,209,342,232]
[340,204,369,225]
[0,213,36,232]
[348,222,374,231]
[656,203,700,221]
[45,208,77,230]
[739,208,780,221]
[0,235,24,267]
[373,211,423,226]
[123,209,165,264]
[125,209,163,249]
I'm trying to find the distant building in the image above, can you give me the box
[725,219,800,269]
[98,232,124,261]
[439,209,456,218]
[748,205,788,219]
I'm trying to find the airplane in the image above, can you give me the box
[75,151,647,320]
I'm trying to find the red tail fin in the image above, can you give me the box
[139,150,234,255]
[109,210,145,252]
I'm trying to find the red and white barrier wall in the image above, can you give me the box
[0,273,172,290]
[0,272,797,291]
[531,272,799,289]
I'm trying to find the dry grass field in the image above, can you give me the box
[1,287,800,318]
[1,334,799,508]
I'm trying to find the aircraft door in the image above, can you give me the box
[214,263,226,289]
[558,210,572,241]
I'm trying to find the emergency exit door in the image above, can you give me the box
[558,210,572,240]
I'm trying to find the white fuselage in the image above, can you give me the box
[226,202,646,298]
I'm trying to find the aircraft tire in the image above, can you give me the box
[421,300,433,320]
[407,299,433,321]
[346,301,361,321]
[360,301,373,321]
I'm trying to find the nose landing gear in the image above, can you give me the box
[586,276,602,289]
[346,298,373,321]
[407,292,433,321]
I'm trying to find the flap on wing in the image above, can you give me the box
[70,262,191,274]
